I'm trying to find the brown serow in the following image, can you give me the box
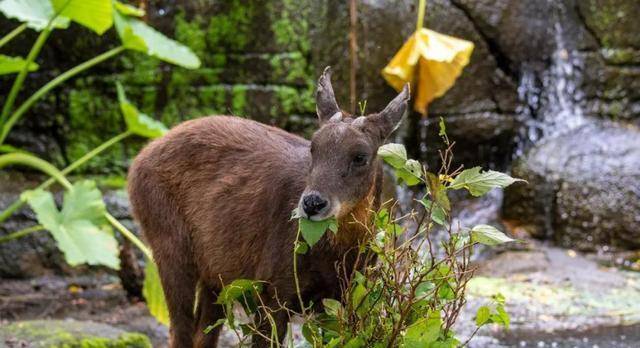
[128,67,409,348]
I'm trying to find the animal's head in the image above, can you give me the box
[298,67,409,221]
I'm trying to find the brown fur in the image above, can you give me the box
[128,68,408,347]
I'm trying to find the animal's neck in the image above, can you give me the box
[332,166,382,248]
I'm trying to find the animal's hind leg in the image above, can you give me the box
[194,284,225,347]
[151,232,199,348]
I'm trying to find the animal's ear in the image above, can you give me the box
[316,66,342,124]
[363,84,410,141]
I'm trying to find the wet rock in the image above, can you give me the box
[502,120,640,250]
[0,319,151,347]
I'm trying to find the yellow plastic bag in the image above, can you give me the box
[382,27,474,115]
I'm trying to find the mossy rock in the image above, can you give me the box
[0,320,151,348]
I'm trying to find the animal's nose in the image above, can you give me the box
[302,194,328,217]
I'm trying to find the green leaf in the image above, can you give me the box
[377,143,407,169]
[438,117,447,137]
[203,318,226,334]
[475,305,491,326]
[143,260,170,325]
[344,337,366,348]
[322,298,343,317]
[294,240,308,254]
[113,10,201,69]
[450,167,525,196]
[21,180,120,269]
[0,0,70,30]
[216,279,262,305]
[51,0,112,34]
[404,314,441,348]
[0,54,39,75]
[425,172,450,213]
[419,199,447,226]
[470,224,515,246]
[396,159,423,186]
[113,1,144,17]
[298,216,338,248]
[116,82,167,138]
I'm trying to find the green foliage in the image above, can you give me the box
[21,180,120,269]
[471,224,515,246]
[217,134,520,347]
[291,208,338,248]
[0,54,38,75]
[114,10,201,69]
[116,82,167,138]
[143,261,170,326]
[0,0,201,326]
[378,143,423,186]
[449,167,526,197]
[113,1,144,17]
[51,0,113,35]
[0,0,70,30]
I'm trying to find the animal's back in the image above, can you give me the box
[128,116,310,285]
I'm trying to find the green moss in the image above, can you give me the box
[206,0,255,53]
[268,0,311,53]
[66,87,125,174]
[174,11,207,59]
[0,320,152,348]
[231,85,248,116]
[95,175,128,189]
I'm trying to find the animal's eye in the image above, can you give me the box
[352,153,368,167]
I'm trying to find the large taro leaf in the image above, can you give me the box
[143,260,170,326]
[113,0,144,17]
[116,82,167,138]
[0,0,69,30]
[51,0,112,34]
[21,180,120,269]
[0,54,38,75]
[113,10,200,69]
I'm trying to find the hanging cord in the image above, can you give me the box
[416,0,427,31]
[349,0,358,114]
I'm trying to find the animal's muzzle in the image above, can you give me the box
[301,193,328,217]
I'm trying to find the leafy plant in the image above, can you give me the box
[215,119,521,347]
[0,0,201,325]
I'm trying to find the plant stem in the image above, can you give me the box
[0,46,126,145]
[0,28,51,126]
[105,212,153,261]
[0,224,43,244]
[293,226,306,315]
[0,23,28,49]
[416,0,427,31]
[0,153,71,189]
[0,131,132,224]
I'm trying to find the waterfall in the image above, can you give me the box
[515,1,587,156]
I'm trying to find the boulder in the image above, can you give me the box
[0,320,151,348]
[502,120,640,250]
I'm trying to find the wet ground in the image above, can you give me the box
[1,240,639,347]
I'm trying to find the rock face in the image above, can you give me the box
[0,320,151,348]
[0,0,637,172]
[503,120,640,250]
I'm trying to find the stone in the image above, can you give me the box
[502,120,640,250]
[0,320,151,348]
